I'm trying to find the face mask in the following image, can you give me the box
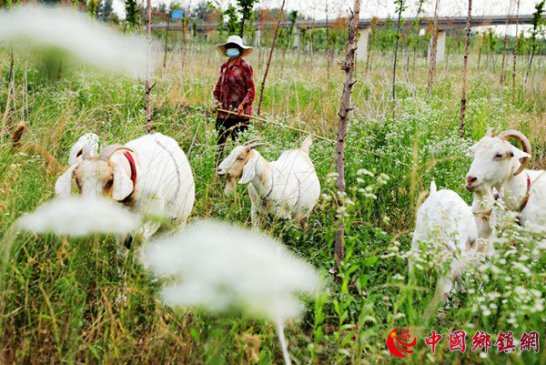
[226,48,241,58]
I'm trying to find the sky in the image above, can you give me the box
[112,0,537,20]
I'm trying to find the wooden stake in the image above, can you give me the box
[217,108,334,143]
[334,0,361,270]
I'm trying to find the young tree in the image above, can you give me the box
[391,0,407,117]
[499,0,513,85]
[224,5,239,34]
[144,0,152,132]
[281,10,298,78]
[365,18,378,74]
[458,0,472,138]
[194,1,213,20]
[407,0,425,80]
[427,0,441,93]
[256,0,286,115]
[125,0,139,29]
[524,0,544,86]
[87,0,100,17]
[236,0,259,38]
[97,0,113,21]
[334,0,362,269]
[512,0,521,95]
[325,2,331,80]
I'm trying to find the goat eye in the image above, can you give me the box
[104,179,113,189]
[236,156,244,161]
[493,153,504,160]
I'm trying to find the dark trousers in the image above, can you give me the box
[216,117,249,155]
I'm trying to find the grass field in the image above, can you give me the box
[1,38,545,364]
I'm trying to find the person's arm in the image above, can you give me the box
[239,63,255,113]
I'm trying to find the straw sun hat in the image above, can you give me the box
[216,35,254,58]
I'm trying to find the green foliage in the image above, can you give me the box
[529,0,546,50]
[193,1,215,21]
[236,0,259,37]
[224,5,238,35]
[125,0,139,29]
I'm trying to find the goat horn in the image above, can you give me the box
[246,142,269,150]
[100,144,129,161]
[486,127,495,137]
[497,130,531,176]
[243,139,261,146]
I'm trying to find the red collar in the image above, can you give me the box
[123,151,137,186]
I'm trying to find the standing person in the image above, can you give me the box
[213,35,255,154]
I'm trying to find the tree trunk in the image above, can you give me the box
[392,1,404,118]
[512,0,520,96]
[163,18,170,68]
[524,49,536,86]
[411,1,424,81]
[458,0,472,138]
[334,0,361,270]
[365,23,375,74]
[325,1,331,82]
[144,0,152,133]
[427,0,440,93]
[477,33,483,71]
[240,17,246,38]
[256,0,286,116]
[499,3,511,85]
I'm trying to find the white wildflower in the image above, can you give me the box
[141,220,321,323]
[17,196,140,237]
[0,5,154,78]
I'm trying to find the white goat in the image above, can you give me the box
[217,137,320,226]
[466,129,546,232]
[412,181,477,259]
[411,181,478,298]
[56,133,195,240]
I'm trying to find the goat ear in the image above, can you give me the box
[511,145,531,161]
[112,162,134,201]
[468,143,478,157]
[239,151,259,184]
[55,163,78,197]
[69,133,100,165]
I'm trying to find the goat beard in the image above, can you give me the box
[224,178,236,196]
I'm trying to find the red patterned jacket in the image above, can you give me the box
[213,58,255,119]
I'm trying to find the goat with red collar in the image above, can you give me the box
[56,133,195,241]
[466,128,546,233]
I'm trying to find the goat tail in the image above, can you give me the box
[430,180,437,194]
[301,136,313,154]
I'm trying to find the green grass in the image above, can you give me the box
[0,43,545,364]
